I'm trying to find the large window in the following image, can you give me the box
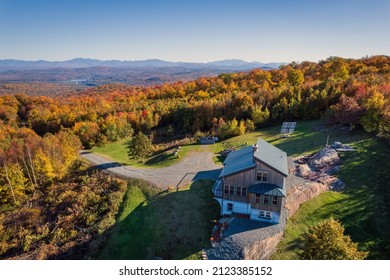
[224,185,235,195]
[256,170,269,182]
[236,186,247,197]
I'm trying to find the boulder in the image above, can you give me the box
[308,147,343,172]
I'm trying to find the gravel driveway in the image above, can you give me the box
[80,150,222,189]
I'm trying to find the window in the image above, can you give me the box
[272,196,278,206]
[242,187,247,197]
[229,185,235,195]
[224,185,229,194]
[255,194,261,203]
[236,186,247,197]
[256,171,269,182]
[227,203,233,211]
[263,195,269,205]
[259,211,272,219]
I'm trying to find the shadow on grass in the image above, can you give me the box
[99,179,220,260]
[215,155,225,164]
[145,151,175,166]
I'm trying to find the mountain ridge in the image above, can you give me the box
[0,58,285,71]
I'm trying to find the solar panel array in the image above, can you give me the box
[280,122,297,134]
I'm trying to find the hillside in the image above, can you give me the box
[0,58,283,89]
[0,55,389,259]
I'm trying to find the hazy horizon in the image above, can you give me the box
[0,57,287,64]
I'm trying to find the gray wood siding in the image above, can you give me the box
[222,159,285,189]
[254,160,285,187]
[249,193,282,212]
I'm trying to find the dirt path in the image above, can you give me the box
[80,150,222,189]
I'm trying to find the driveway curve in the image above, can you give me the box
[80,150,222,189]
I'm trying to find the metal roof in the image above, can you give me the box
[248,183,286,197]
[218,137,288,178]
[253,138,288,176]
[218,146,256,178]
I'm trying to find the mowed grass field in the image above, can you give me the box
[91,120,329,167]
[98,179,220,260]
[96,121,390,259]
[91,138,204,168]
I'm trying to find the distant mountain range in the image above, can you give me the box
[0,58,284,71]
[0,58,286,89]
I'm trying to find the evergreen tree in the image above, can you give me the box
[127,132,153,160]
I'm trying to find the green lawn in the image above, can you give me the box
[98,179,220,260]
[214,120,330,159]
[92,120,329,167]
[91,138,205,168]
[273,131,390,259]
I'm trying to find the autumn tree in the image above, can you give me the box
[378,102,390,140]
[300,217,368,260]
[0,162,28,205]
[329,94,364,131]
[361,91,385,133]
[42,130,81,179]
[72,121,101,149]
[218,118,246,139]
[287,69,304,86]
[127,131,153,160]
[33,149,55,186]
[251,106,270,127]
[101,115,134,142]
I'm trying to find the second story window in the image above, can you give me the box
[236,186,248,197]
[224,185,229,194]
[256,170,269,182]
[229,185,235,195]
[263,195,270,205]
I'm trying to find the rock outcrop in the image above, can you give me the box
[285,181,329,218]
[241,231,284,260]
[285,147,346,217]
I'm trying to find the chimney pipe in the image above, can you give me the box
[253,144,258,153]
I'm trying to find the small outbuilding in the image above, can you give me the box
[200,136,218,145]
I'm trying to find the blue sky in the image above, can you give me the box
[0,0,389,62]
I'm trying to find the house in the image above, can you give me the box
[213,138,288,224]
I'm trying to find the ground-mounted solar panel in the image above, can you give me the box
[280,122,297,135]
